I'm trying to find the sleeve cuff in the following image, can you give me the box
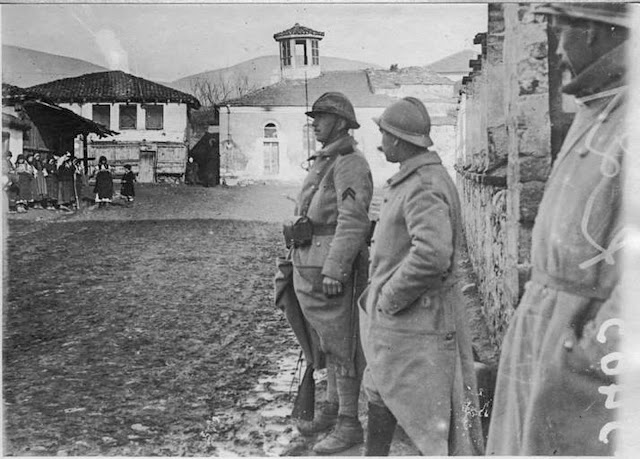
[322,259,351,282]
[377,288,405,315]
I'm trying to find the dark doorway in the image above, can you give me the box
[189,132,220,187]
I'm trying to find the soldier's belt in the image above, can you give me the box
[283,217,337,248]
[313,223,338,235]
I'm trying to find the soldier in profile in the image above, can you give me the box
[360,97,483,456]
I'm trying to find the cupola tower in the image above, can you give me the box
[273,23,324,80]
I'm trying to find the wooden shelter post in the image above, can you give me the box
[82,133,89,174]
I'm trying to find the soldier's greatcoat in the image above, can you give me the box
[359,150,484,455]
[292,134,373,375]
[487,44,626,455]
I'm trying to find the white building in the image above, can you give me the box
[28,71,201,182]
[221,24,459,186]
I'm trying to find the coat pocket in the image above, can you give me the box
[375,292,450,334]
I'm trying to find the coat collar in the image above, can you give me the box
[387,150,442,187]
[563,43,626,98]
[312,134,356,159]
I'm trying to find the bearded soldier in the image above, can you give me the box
[286,92,373,454]
[360,97,484,456]
[487,3,629,455]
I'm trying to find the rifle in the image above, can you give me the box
[291,361,315,421]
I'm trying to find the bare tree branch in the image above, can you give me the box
[189,73,258,107]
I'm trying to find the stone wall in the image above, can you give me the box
[455,4,571,347]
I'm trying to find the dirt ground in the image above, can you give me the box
[3,182,496,456]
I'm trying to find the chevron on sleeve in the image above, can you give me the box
[341,187,356,201]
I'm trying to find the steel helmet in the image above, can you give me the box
[305,92,360,129]
[373,97,433,148]
[534,3,630,28]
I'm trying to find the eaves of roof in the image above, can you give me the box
[27,70,201,109]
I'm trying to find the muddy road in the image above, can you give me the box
[3,182,495,456]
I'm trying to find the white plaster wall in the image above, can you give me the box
[221,106,457,186]
[7,127,24,160]
[62,102,189,143]
[3,107,25,160]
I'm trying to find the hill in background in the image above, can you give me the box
[2,44,108,88]
[167,55,381,97]
[2,44,380,95]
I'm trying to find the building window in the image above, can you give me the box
[281,40,291,66]
[263,123,279,174]
[311,40,319,65]
[264,123,278,139]
[144,105,163,130]
[119,105,137,130]
[264,141,279,175]
[295,40,308,66]
[92,104,111,129]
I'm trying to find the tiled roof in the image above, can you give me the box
[366,67,455,89]
[274,23,324,40]
[228,71,395,108]
[27,70,201,109]
[3,83,56,106]
[425,50,477,73]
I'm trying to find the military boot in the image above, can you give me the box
[312,414,364,454]
[364,402,397,456]
[297,401,338,436]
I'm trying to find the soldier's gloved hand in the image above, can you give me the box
[322,275,343,297]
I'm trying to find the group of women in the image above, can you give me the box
[3,152,119,212]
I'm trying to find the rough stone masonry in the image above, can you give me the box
[455,3,574,348]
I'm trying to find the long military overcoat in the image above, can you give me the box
[486,45,626,455]
[292,134,373,375]
[359,151,484,455]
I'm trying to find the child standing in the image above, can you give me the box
[93,156,114,208]
[120,164,136,202]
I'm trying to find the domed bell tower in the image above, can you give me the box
[273,23,324,80]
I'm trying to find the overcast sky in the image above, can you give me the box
[2,3,487,82]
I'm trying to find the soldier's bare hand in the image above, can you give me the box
[322,276,343,297]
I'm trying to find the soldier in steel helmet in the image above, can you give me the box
[287,92,373,453]
[487,3,630,455]
[359,97,484,456]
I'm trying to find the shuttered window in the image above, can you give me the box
[92,104,111,129]
[144,105,163,130]
[119,105,137,130]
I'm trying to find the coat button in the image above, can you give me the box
[383,198,388,203]
[445,332,454,340]
[316,242,321,246]
[563,339,574,351]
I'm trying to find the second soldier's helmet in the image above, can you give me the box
[305,92,360,129]
[373,97,433,148]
